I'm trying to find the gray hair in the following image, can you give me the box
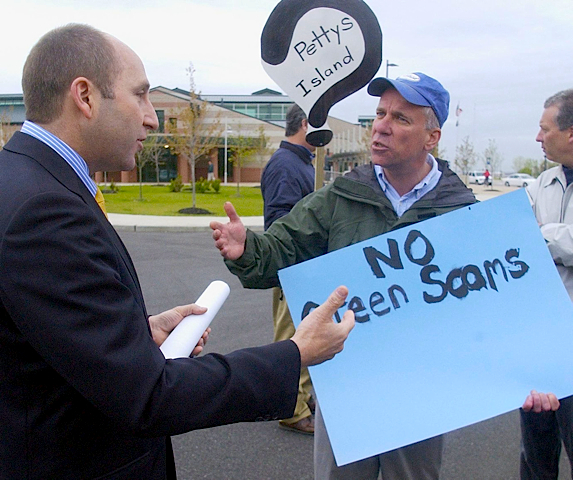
[424,107,440,131]
[23,24,120,124]
[544,89,573,131]
[285,104,307,137]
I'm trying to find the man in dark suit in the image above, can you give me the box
[0,24,354,480]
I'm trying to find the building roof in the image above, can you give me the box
[251,88,283,96]
[201,91,292,105]
[0,94,26,124]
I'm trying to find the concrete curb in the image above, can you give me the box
[108,213,264,233]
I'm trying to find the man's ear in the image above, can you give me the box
[70,77,96,119]
[426,128,441,152]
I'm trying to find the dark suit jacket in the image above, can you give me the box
[0,132,299,480]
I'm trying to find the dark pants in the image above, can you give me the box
[520,395,573,479]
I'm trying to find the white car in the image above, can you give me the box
[467,171,487,185]
[502,173,537,188]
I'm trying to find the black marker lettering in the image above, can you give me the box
[483,259,508,291]
[348,296,370,323]
[363,241,403,279]
[341,17,354,31]
[294,41,307,61]
[421,265,447,304]
[369,291,391,317]
[505,248,530,279]
[446,268,468,299]
[404,230,435,266]
[462,264,487,291]
[388,285,409,309]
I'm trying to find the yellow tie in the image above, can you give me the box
[95,187,108,218]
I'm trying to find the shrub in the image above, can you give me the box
[210,178,221,193]
[195,177,208,194]
[169,175,184,192]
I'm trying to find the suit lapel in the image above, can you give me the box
[5,132,148,317]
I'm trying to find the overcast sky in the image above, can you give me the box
[1,0,571,171]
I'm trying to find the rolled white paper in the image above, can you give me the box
[160,280,230,359]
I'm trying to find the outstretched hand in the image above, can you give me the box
[522,390,560,413]
[149,304,210,356]
[210,202,247,260]
[291,286,355,367]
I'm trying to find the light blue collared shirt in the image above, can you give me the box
[21,121,97,197]
[374,154,442,217]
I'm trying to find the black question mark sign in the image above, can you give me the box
[262,0,382,146]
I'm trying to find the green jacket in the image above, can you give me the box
[227,160,476,289]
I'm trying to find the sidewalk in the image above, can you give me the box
[109,213,265,233]
[108,183,511,232]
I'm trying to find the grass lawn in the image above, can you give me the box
[101,184,264,216]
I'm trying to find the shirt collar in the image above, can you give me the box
[374,154,439,194]
[20,121,97,197]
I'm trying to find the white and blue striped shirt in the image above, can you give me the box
[21,121,97,197]
[374,154,442,218]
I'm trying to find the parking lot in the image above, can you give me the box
[465,179,527,202]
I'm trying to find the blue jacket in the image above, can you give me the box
[261,140,315,230]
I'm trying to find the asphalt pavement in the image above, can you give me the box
[120,226,571,480]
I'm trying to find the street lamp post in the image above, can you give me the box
[386,60,398,78]
[223,119,234,185]
[224,118,228,185]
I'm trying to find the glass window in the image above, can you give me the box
[155,110,164,133]
[232,104,257,118]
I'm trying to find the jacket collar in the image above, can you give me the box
[332,159,476,209]
[6,132,89,201]
[279,140,314,165]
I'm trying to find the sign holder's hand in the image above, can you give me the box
[522,389,560,413]
[210,202,247,260]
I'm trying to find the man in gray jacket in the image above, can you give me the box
[521,89,573,479]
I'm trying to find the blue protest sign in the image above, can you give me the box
[278,189,573,466]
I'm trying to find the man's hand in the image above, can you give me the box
[522,390,560,413]
[291,286,355,367]
[149,305,210,355]
[210,202,247,260]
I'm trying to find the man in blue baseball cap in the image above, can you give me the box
[367,72,450,127]
[210,72,477,479]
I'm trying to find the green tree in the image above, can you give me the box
[482,139,503,178]
[167,63,222,209]
[140,135,170,184]
[512,156,557,177]
[255,124,272,175]
[454,136,476,181]
[135,135,168,200]
[229,122,268,197]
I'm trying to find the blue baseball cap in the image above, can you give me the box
[367,72,450,127]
